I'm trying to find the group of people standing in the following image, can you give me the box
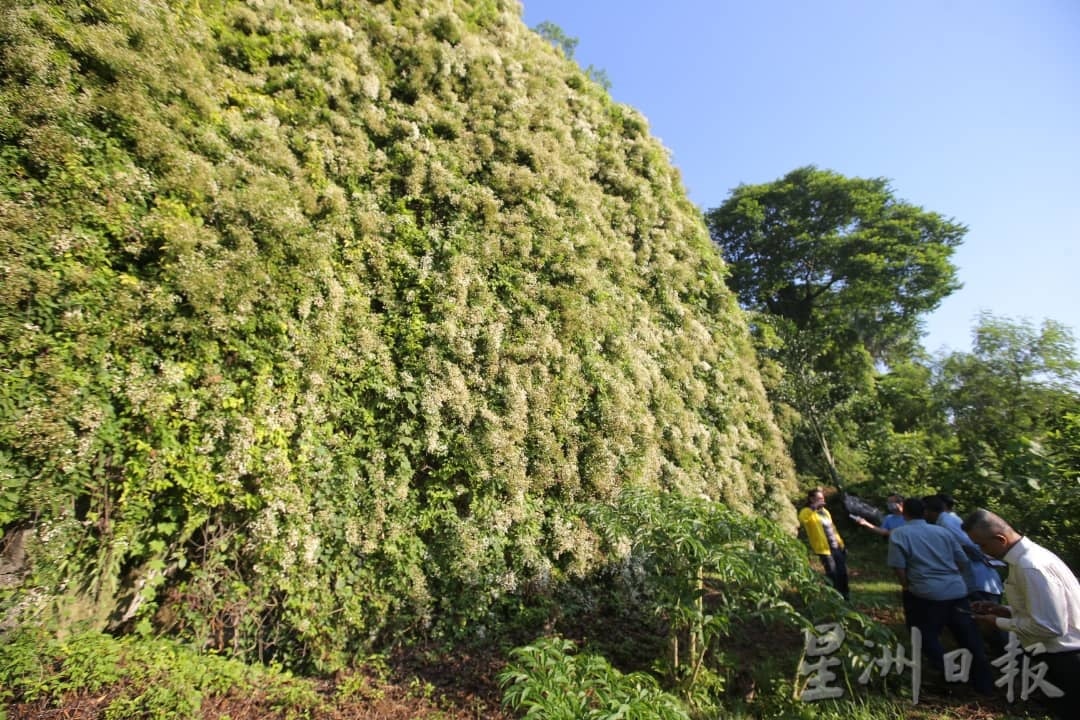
[797,488,1080,717]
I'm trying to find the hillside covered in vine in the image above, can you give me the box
[0,0,797,670]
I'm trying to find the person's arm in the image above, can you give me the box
[950,535,970,571]
[854,516,890,537]
[828,510,845,548]
[947,533,979,591]
[886,536,908,589]
[959,541,988,564]
[972,600,1011,616]
[995,568,1070,642]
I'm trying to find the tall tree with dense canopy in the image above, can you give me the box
[938,313,1079,465]
[706,166,965,359]
[705,166,965,484]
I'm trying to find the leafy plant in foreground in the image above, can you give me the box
[499,490,894,717]
[0,626,322,719]
[498,636,689,720]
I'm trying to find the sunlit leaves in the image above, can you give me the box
[499,636,690,720]
[1,0,795,671]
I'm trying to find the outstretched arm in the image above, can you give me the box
[854,516,890,537]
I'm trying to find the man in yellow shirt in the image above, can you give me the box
[798,488,849,600]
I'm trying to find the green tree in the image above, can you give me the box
[935,314,1080,566]
[849,356,957,498]
[706,166,965,360]
[756,316,874,487]
[1037,407,1080,568]
[938,313,1078,466]
[533,20,611,90]
[534,20,579,58]
[706,166,965,485]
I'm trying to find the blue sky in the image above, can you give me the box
[521,0,1080,355]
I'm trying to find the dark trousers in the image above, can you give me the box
[818,547,849,600]
[902,589,919,629]
[906,594,993,694]
[1041,649,1080,719]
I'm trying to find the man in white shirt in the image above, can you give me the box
[964,509,1080,718]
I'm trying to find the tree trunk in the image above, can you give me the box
[808,411,842,490]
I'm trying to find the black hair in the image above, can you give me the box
[903,497,925,519]
[923,495,945,514]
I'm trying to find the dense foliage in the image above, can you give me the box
[496,489,894,719]
[499,637,691,720]
[1,489,893,720]
[832,314,1080,569]
[0,625,326,718]
[926,315,1079,567]
[0,0,796,671]
[706,167,964,487]
[706,166,1078,571]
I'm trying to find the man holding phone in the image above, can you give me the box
[963,509,1080,717]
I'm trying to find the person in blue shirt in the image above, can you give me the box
[854,493,906,538]
[887,497,993,694]
[923,494,1003,603]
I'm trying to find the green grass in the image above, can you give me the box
[845,535,906,622]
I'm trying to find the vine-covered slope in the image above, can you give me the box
[0,0,794,668]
